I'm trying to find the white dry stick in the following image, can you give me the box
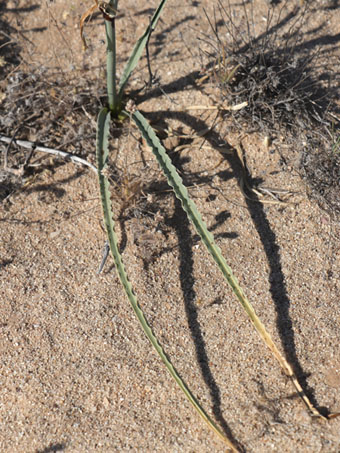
[0,135,97,173]
[185,101,248,112]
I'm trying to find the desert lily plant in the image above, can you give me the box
[81,1,337,450]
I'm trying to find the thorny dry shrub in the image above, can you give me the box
[0,68,101,199]
[201,0,340,215]
[0,65,170,229]
[0,68,153,200]
[1,68,105,150]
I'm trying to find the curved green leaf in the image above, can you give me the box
[117,0,168,102]
[129,108,326,421]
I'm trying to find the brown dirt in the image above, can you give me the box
[1,0,340,452]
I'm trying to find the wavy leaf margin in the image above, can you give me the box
[96,107,238,451]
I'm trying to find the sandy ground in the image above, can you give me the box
[1,0,340,452]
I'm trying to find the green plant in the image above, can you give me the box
[81,0,166,117]
[82,1,336,450]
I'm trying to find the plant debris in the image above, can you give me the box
[203,0,340,217]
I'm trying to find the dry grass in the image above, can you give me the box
[200,0,340,216]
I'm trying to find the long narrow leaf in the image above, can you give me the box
[105,19,117,112]
[117,0,168,101]
[96,107,238,452]
[105,0,119,112]
[130,108,326,421]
